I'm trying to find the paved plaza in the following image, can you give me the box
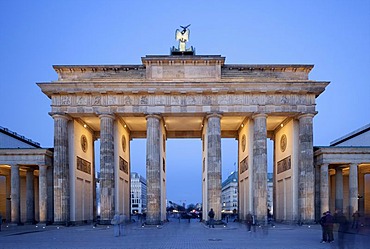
[0,218,368,249]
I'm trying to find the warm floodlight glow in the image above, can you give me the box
[280,123,284,127]
[83,124,87,128]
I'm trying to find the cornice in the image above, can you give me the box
[37,81,329,98]
[53,65,144,73]
[142,55,225,66]
[223,64,314,73]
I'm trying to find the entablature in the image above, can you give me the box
[38,81,329,98]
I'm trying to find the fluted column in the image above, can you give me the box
[11,164,20,224]
[52,114,70,224]
[335,168,343,211]
[349,163,358,218]
[146,114,161,225]
[99,114,115,223]
[298,114,315,222]
[320,164,329,215]
[206,113,222,221]
[39,165,48,224]
[252,113,268,223]
[26,168,35,223]
[6,175,11,222]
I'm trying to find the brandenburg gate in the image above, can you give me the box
[38,27,329,225]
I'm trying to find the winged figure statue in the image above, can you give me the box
[175,24,191,52]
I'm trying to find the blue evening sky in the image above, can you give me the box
[1,0,369,205]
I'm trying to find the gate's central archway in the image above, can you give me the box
[38,54,329,225]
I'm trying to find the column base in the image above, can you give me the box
[52,221,73,227]
[25,220,37,225]
[9,222,24,226]
[98,219,112,226]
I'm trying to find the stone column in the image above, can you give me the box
[320,164,329,215]
[52,114,70,224]
[335,168,343,211]
[298,114,315,222]
[6,174,11,222]
[10,164,20,224]
[47,164,54,223]
[99,114,115,223]
[26,168,35,224]
[92,137,97,222]
[206,113,222,221]
[146,114,161,225]
[349,163,358,218]
[39,165,48,224]
[252,114,268,223]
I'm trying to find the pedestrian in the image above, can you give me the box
[208,208,215,228]
[352,210,360,229]
[111,213,121,237]
[0,212,2,232]
[334,209,349,248]
[119,214,125,236]
[319,212,327,243]
[325,211,334,243]
[246,212,253,232]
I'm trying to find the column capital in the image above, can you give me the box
[50,112,71,120]
[297,113,316,120]
[206,112,223,119]
[38,164,49,170]
[145,113,161,120]
[98,113,115,120]
[26,167,35,173]
[252,113,267,120]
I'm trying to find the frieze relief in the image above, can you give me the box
[108,95,118,105]
[123,95,132,105]
[140,96,148,105]
[76,96,88,105]
[277,156,291,174]
[76,156,91,174]
[119,156,129,174]
[52,93,315,108]
[240,156,248,174]
[93,95,101,105]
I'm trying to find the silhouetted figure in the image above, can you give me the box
[208,208,215,228]
[334,209,349,249]
[111,213,120,237]
[246,212,253,232]
[119,214,125,236]
[325,211,334,243]
[352,210,360,230]
[319,212,327,243]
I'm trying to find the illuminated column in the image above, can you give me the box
[26,168,35,223]
[252,113,268,223]
[52,113,70,224]
[39,165,48,224]
[320,164,329,215]
[11,164,20,224]
[146,114,161,225]
[349,163,358,218]
[6,174,11,222]
[298,114,315,222]
[335,168,343,211]
[206,113,222,220]
[99,114,115,223]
